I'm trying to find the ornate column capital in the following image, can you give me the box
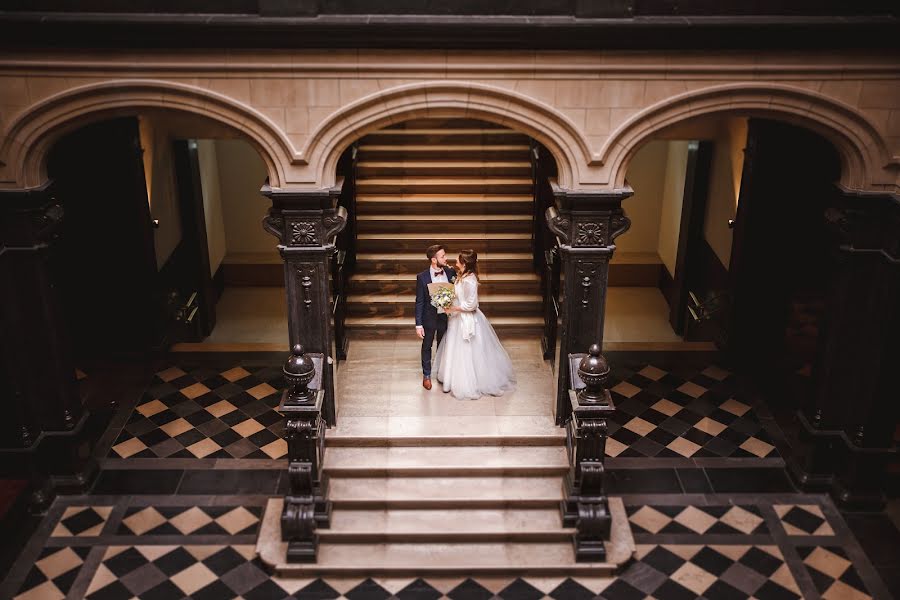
[261,181,347,249]
[545,186,633,250]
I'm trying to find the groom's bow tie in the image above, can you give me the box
[433,271,444,277]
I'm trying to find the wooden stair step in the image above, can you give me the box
[357,214,531,221]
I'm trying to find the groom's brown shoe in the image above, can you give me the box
[422,377,432,390]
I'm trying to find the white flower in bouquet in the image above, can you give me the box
[430,287,455,310]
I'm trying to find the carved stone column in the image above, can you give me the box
[0,182,97,509]
[261,182,347,426]
[545,186,632,424]
[787,191,899,510]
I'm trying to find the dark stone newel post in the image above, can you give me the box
[279,344,331,562]
[787,192,899,510]
[262,181,347,426]
[545,186,631,425]
[0,182,97,510]
[562,344,615,562]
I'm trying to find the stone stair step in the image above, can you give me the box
[348,272,539,294]
[357,160,531,177]
[357,232,532,252]
[358,144,531,160]
[356,177,533,194]
[322,507,572,542]
[356,196,533,215]
[354,252,533,274]
[346,293,541,318]
[328,475,564,507]
[363,129,529,145]
[257,499,633,575]
[326,415,564,445]
[324,446,567,476]
[345,315,544,331]
[356,213,532,234]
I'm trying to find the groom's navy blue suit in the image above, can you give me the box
[415,265,455,378]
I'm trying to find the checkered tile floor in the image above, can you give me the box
[606,361,780,459]
[109,365,288,459]
[5,496,882,600]
[627,504,768,536]
[798,546,871,600]
[107,358,781,462]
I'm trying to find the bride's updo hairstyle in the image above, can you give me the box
[457,249,479,280]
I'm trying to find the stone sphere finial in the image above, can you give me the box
[577,344,610,404]
[284,344,316,404]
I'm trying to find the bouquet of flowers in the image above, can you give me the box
[428,283,455,313]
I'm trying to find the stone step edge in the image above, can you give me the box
[257,497,634,574]
[329,498,562,509]
[323,465,568,477]
[325,435,565,447]
[318,530,575,543]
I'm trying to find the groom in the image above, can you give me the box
[415,244,456,390]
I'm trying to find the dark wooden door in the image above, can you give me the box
[670,140,714,337]
[47,117,158,360]
[726,119,840,374]
[164,139,217,343]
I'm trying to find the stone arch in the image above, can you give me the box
[604,83,895,192]
[1,79,292,188]
[305,81,591,189]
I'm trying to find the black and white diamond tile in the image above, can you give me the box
[604,361,779,459]
[774,504,836,536]
[797,545,872,599]
[109,364,287,460]
[117,505,263,536]
[627,504,768,535]
[604,544,802,600]
[14,546,90,600]
[50,505,112,537]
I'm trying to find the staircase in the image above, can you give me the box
[257,416,633,574]
[347,119,544,333]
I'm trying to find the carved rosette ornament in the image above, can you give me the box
[575,222,607,246]
[290,221,319,246]
[562,344,615,562]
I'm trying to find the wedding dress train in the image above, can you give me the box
[434,274,516,400]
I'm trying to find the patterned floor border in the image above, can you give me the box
[2,493,890,600]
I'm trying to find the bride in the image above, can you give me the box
[434,249,516,400]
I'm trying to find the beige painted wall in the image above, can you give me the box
[138,114,183,269]
[703,118,748,269]
[196,139,227,275]
[618,141,666,255]
[658,141,690,275]
[214,139,273,256]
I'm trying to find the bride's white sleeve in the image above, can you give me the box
[457,278,479,312]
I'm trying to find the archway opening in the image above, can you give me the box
[330,116,562,419]
[617,113,842,395]
[44,111,279,371]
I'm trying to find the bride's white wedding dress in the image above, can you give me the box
[434,274,516,400]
